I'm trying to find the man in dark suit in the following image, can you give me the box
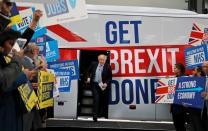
[87,54,112,122]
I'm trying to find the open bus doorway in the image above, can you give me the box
[78,50,110,118]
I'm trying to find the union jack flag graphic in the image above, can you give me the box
[155,77,176,104]
[188,23,208,45]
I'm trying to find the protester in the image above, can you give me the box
[0,0,43,45]
[171,63,187,131]
[189,66,206,131]
[0,1,43,131]
[34,53,48,71]
[0,29,36,91]
[0,0,41,89]
[0,29,37,131]
[201,61,208,131]
[22,43,43,131]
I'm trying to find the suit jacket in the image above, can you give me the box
[87,62,112,86]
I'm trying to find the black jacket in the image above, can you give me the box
[0,28,34,92]
[87,62,112,85]
[0,28,34,131]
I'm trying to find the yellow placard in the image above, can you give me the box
[37,71,55,109]
[18,82,38,112]
[9,15,22,25]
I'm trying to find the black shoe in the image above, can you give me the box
[93,116,98,122]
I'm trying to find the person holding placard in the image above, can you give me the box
[171,63,187,131]
[22,43,43,131]
[189,66,206,131]
[201,62,208,131]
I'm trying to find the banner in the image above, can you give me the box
[44,9,208,120]
[47,69,60,97]
[33,35,54,43]
[45,40,60,62]
[48,60,79,80]
[54,69,71,92]
[155,77,176,103]
[12,8,47,39]
[38,71,55,109]
[17,0,88,26]
[12,0,56,3]
[36,42,46,57]
[174,77,206,109]
[32,36,60,62]
[10,3,22,25]
[18,82,38,112]
[185,44,208,69]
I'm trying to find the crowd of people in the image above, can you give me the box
[171,63,208,131]
[0,0,49,131]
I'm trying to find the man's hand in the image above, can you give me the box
[87,78,90,83]
[29,10,43,30]
[98,82,104,88]
[23,69,37,80]
[103,83,107,88]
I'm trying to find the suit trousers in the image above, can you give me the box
[92,82,108,118]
